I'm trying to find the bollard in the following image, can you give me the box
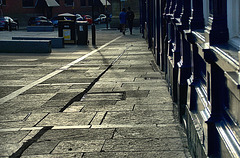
[92,24,96,46]
[8,19,12,31]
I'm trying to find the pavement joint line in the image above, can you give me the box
[59,42,127,112]
[0,124,180,132]
[39,83,91,86]
[9,126,53,158]
[0,35,123,105]
[0,128,21,132]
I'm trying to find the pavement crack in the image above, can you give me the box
[132,104,136,111]
[100,139,107,152]
[22,113,32,121]
[99,111,108,125]
[9,126,53,158]
[111,128,117,139]
[33,113,50,127]
[88,112,98,125]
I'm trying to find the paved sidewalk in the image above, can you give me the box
[0,28,191,157]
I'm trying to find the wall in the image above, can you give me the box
[110,0,139,28]
[140,0,240,157]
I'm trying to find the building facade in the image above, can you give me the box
[140,0,240,157]
[0,0,110,26]
[110,0,139,28]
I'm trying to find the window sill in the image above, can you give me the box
[65,4,74,7]
[229,37,240,51]
[22,6,35,8]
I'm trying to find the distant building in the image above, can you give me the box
[110,0,139,28]
[0,0,111,26]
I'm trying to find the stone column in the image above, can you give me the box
[177,0,192,121]
[180,0,191,29]
[205,61,225,157]
[189,0,204,30]
[205,0,229,44]
[173,0,182,18]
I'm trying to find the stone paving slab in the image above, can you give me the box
[0,143,23,157]
[21,153,84,158]
[37,128,114,141]
[102,138,184,151]
[10,93,56,102]
[83,151,187,158]
[134,103,174,111]
[113,126,181,139]
[52,140,105,153]
[36,112,96,126]
[0,113,48,129]
[80,103,134,112]
[102,111,175,125]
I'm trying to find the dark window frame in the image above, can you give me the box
[22,0,34,8]
[0,0,6,5]
[65,0,73,6]
[88,0,93,6]
[81,0,86,6]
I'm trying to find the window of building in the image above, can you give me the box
[0,0,6,5]
[88,0,92,6]
[22,0,34,7]
[227,0,240,50]
[81,0,86,6]
[203,0,210,26]
[65,0,73,6]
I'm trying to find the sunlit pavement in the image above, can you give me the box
[0,25,191,157]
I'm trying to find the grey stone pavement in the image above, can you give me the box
[0,25,191,157]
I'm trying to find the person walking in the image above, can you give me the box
[119,8,127,35]
[126,7,135,35]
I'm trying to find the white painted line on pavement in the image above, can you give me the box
[0,35,123,105]
[0,124,180,132]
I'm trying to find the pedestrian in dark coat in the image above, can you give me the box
[126,7,135,35]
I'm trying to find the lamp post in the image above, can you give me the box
[0,0,3,18]
[105,0,108,29]
[92,0,96,45]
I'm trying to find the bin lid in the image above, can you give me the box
[58,13,76,21]
[76,21,88,24]
[58,13,76,17]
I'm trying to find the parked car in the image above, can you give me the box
[50,16,59,27]
[75,14,84,21]
[28,16,53,26]
[83,15,93,24]
[94,14,106,24]
[0,16,18,30]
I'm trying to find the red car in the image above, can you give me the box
[83,15,93,24]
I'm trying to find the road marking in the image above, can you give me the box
[0,35,123,105]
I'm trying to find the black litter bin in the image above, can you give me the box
[58,13,76,44]
[76,21,88,45]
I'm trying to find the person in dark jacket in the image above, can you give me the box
[126,7,135,35]
[119,8,127,35]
